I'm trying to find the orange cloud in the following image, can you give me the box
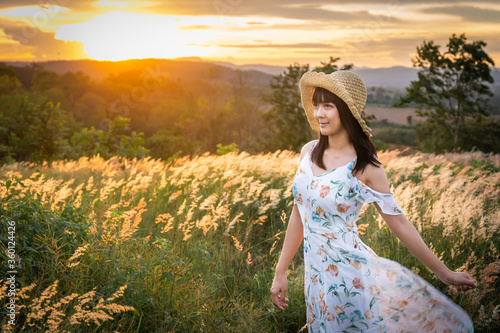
[1,19,88,60]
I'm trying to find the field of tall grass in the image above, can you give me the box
[1,149,499,332]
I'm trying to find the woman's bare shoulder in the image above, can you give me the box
[357,162,392,194]
[299,140,317,162]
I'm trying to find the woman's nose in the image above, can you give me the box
[315,105,325,117]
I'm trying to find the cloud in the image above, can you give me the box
[134,0,500,19]
[0,0,101,11]
[1,19,88,59]
[178,25,212,30]
[339,33,500,66]
[0,0,498,67]
[93,1,154,8]
[216,42,334,49]
[149,2,404,24]
[233,4,397,23]
[128,0,498,16]
[0,0,499,15]
[420,5,500,23]
[0,0,394,22]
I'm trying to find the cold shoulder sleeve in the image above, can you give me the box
[355,180,404,215]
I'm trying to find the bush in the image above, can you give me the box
[145,129,201,160]
[460,118,500,154]
[216,143,239,155]
[377,127,417,146]
[1,97,65,163]
[416,117,500,153]
[66,116,149,160]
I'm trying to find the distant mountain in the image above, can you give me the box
[210,61,420,88]
[355,66,500,89]
[213,61,287,76]
[6,58,274,87]
[351,66,418,89]
[215,62,500,90]
[212,61,421,87]
[6,58,500,90]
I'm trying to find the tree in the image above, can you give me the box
[67,116,149,160]
[0,64,17,78]
[59,71,90,111]
[2,97,65,164]
[0,75,22,95]
[397,33,495,152]
[31,70,60,92]
[263,57,352,151]
[0,65,22,95]
[145,129,200,160]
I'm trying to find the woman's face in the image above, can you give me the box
[313,101,344,136]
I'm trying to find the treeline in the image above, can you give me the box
[0,60,273,164]
[367,86,402,107]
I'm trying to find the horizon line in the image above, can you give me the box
[0,57,420,70]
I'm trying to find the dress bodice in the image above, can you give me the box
[292,141,403,254]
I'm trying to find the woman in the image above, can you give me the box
[270,70,476,332]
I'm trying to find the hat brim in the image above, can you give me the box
[299,71,372,138]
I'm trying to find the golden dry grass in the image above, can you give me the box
[1,149,498,331]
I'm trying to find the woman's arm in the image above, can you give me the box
[270,140,314,310]
[270,204,304,310]
[359,163,476,291]
[377,212,475,291]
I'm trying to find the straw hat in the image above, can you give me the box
[299,70,371,137]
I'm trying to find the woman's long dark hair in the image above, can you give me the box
[311,87,380,176]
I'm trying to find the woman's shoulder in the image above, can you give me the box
[355,161,392,194]
[299,140,318,162]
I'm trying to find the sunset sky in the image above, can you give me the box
[0,0,499,68]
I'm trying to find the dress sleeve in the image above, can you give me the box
[356,180,404,215]
[292,183,298,205]
[292,181,301,206]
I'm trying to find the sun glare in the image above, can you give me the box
[55,11,211,61]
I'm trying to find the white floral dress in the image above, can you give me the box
[292,141,473,333]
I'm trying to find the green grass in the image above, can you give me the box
[0,150,499,332]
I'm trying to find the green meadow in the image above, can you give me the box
[1,149,499,332]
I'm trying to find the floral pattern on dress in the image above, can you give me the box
[292,140,473,333]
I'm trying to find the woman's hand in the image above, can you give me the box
[270,203,303,311]
[270,274,289,310]
[439,270,476,292]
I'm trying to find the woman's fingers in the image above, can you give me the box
[270,288,281,310]
[464,274,476,287]
[444,271,476,291]
[459,272,476,288]
[451,274,476,292]
[281,289,287,306]
[281,297,289,308]
[271,275,289,310]
[271,288,284,310]
[270,288,289,310]
[454,283,473,290]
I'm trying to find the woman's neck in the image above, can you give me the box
[326,131,352,152]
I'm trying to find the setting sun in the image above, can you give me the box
[55,11,211,61]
